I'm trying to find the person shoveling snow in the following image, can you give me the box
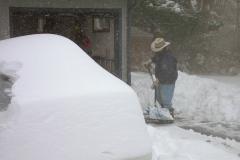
[143,37,178,124]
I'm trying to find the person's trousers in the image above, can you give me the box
[155,83,175,109]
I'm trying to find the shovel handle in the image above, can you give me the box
[146,65,158,107]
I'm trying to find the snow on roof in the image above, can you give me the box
[0,34,151,160]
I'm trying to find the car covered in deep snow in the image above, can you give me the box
[0,34,152,160]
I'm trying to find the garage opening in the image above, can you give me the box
[9,8,121,77]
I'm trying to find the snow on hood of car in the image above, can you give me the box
[0,34,152,160]
[0,34,132,104]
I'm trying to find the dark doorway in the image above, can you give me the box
[9,7,122,77]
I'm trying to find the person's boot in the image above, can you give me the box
[169,107,175,118]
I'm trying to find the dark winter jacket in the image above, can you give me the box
[152,49,178,84]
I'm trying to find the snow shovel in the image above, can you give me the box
[144,65,174,124]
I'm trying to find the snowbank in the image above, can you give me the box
[0,34,151,160]
[132,72,240,160]
[132,72,240,123]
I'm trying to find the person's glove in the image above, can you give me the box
[143,60,152,69]
[151,79,159,89]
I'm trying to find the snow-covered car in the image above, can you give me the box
[0,34,152,160]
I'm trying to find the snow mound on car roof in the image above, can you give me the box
[0,34,132,104]
[0,34,151,160]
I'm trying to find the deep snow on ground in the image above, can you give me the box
[132,71,240,123]
[132,71,240,159]
[201,74,240,87]
[132,72,240,141]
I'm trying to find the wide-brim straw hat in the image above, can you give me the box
[151,38,170,53]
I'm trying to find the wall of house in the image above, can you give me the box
[130,27,154,71]
[0,0,128,82]
[0,1,10,40]
[131,38,153,71]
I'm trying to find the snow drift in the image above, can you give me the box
[132,72,240,124]
[132,72,240,160]
[175,72,240,123]
[0,34,151,160]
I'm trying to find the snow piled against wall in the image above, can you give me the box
[132,72,240,123]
